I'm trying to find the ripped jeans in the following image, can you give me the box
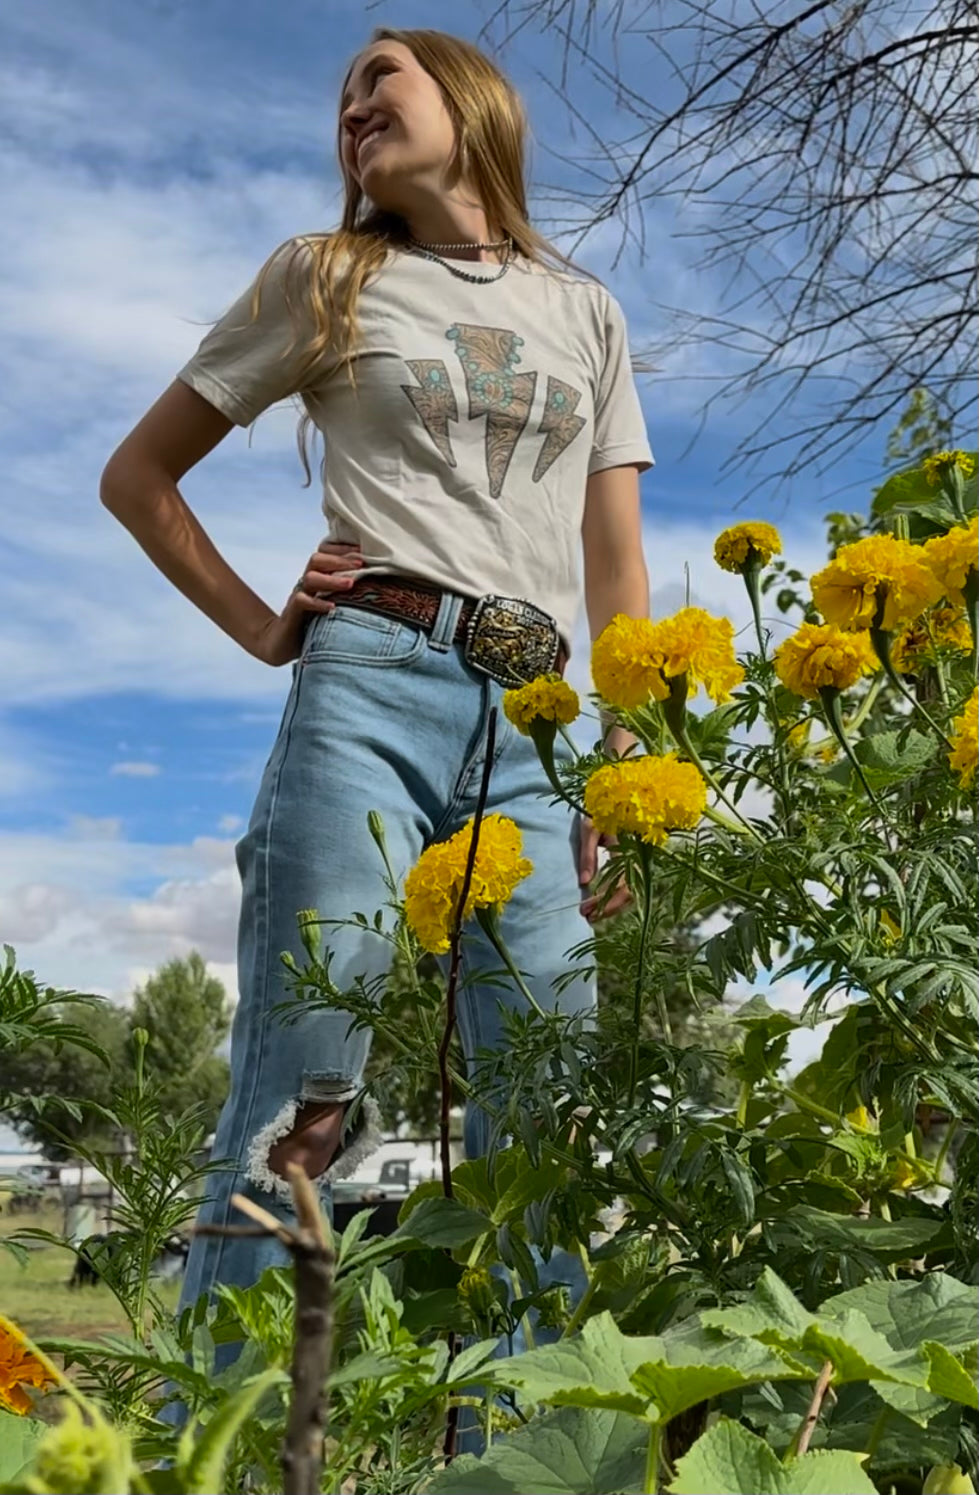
[178,589,596,1318]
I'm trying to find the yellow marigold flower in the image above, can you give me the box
[921,450,977,488]
[923,516,978,604]
[654,608,745,703]
[404,814,533,954]
[714,520,783,573]
[0,1315,58,1414]
[774,622,879,699]
[948,686,978,789]
[892,605,972,674]
[503,675,580,734]
[591,610,744,709]
[583,753,707,846]
[811,533,943,632]
[591,613,671,707]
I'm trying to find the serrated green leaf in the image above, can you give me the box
[703,1267,814,1346]
[667,1418,877,1493]
[801,1309,930,1389]
[426,1407,648,1494]
[783,1449,879,1494]
[486,1313,654,1417]
[392,1196,491,1250]
[924,1342,979,1409]
[632,1335,794,1421]
[820,1273,978,1355]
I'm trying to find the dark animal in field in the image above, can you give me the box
[68,1232,189,1288]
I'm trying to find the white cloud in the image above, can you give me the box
[110,761,161,778]
[0,827,241,1002]
[218,813,244,833]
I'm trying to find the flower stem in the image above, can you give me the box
[744,559,767,658]
[629,850,664,1107]
[671,722,762,841]
[933,1117,959,1184]
[475,905,548,1020]
[870,627,953,748]
[817,686,885,812]
[643,1421,663,1495]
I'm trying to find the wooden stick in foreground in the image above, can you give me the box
[197,1166,335,1495]
[280,1164,335,1495]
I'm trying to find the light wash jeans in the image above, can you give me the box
[179,590,595,1318]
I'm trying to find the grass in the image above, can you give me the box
[0,1204,179,1342]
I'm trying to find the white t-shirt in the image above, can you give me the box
[177,239,654,654]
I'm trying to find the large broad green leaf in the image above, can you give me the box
[488,1311,803,1422]
[820,1273,979,1355]
[923,1342,979,1410]
[668,1419,876,1494]
[736,1379,963,1472]
[852,729,937,781]
[485,1313,655,1417]
[452,1149,567,1226]
[775,1204,950,1259]
[631,1339,795,1422]
[0,1411,46,1484]
[703,1267,815,1347]
[426,1407,648,1494]
[800,1309,930,1389]
[391,1196,492,1250]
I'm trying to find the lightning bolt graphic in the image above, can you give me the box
[447,324,537,500]
[401,360,459,467]
[533,376,587,481]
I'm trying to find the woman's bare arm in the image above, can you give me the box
[99,380,286,661]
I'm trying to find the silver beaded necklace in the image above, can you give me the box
[406,235,513,284]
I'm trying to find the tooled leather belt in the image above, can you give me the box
[333,575,568,677]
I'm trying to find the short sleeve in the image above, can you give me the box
[589,290,654,476]
[176,239,337,427]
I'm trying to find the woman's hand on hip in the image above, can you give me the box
[252,542,364,667]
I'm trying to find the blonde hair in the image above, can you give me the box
[250,27,591,485]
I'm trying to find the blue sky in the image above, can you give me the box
[0,0,961,1132]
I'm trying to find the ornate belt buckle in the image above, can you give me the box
[464,594,560,688]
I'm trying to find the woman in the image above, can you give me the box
[100,27,653,1314]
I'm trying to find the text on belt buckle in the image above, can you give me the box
[464,594,560,688]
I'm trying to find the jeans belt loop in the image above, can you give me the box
[428,591,463,653]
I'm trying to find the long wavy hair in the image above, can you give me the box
[250,27,589,484]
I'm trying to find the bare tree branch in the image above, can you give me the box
[486,0,977,490]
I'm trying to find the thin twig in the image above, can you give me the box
[793,1360,834,1457]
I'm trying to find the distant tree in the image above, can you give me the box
[128,952,231,1128]
[2,999,129,1159]
[3,952,232,1156]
